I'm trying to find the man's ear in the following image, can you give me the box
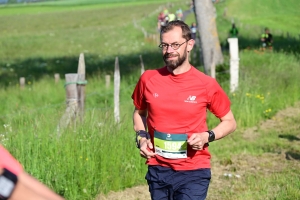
[187,39,195,52]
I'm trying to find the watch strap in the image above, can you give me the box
[135,130,150,148]
[207,130,215,142]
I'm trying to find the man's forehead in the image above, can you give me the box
[161,27,184,43]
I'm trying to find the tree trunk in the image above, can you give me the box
[193,0,223,75]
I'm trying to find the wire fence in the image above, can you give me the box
[0,83,136,120]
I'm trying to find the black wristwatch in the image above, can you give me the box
[207,130,215,142]
[0,168,18,200]
[135,130,150,149]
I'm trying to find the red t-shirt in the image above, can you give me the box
[0,145,23,175]
[132,66,231,170]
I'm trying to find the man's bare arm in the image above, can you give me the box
[212,110,236,140]
[0,168,64,200]
[133,107,147,132]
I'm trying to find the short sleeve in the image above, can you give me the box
[207,80,231,118]
[0,145,23,175]
[131,74,148,110]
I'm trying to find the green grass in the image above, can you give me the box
[0,3,157,60]
[0,0,176,14]
[0,0,300,199]
[224,0,300,34]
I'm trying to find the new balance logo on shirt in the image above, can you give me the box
[184,95,197,103]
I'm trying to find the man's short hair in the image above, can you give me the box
[160,20,192,41]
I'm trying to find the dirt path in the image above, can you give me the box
[97,102,300,200]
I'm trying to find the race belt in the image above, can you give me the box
[154,130,187,159]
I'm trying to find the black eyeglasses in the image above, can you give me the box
[158,40,188,50]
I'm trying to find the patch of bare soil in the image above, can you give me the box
[97,185,150,200]
[243,102,300,141]
[97,102,300,200]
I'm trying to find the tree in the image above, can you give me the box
[193,0,223,75]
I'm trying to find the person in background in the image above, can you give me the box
[229,23,239,38]
[0,144,64,200]
[157,12,165,32]
[163,7,169,18]
[167,12,176,23]
[176,8,183,20]
[132,20,236,200]
[261,27,273,50]
[189,0,194,12]
[190,22,197,40]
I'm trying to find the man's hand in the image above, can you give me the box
[187,132,209,150]
[139,138,156,159]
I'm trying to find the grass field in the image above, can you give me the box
[0,0,299,199]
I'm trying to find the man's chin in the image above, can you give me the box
[166,63,179,69]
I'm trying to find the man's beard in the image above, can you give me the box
[163,49,187,70]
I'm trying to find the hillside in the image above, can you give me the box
[0,0,299,199]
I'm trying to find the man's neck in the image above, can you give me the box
[167,62,191,75]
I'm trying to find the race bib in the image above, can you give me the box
[154,131,187,159]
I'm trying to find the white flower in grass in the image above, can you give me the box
[0,133,8,145]
[224,173,241,178]
[124,164,136,172]
[3,124,12,132]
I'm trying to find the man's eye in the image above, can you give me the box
[172,44,180,48]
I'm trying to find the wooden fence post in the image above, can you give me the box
[227,38,239,93]
[57,73,78,136]
[20,77,25,89]
[77,53,86,122]
[105,75,110,88]
[114,57,120,123]
[140,55,145,75]
[223,7,227,17]
[54,73,60,83]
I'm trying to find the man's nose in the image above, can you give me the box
[166,45,175,53]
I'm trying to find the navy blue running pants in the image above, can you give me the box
[146,165,211,200]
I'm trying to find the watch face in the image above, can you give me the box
[0,176,15,198]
